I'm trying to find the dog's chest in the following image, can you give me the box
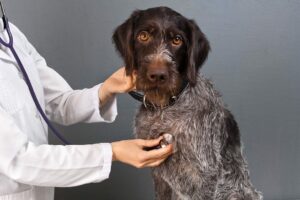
[134,107,189,141]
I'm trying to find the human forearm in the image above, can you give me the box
[6,142,112,187]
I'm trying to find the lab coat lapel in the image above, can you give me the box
[0,49,16,63]
[0,20,16,64]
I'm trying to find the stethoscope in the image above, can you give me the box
[0,2,70,144]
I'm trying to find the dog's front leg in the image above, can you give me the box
[152,151,220,200]
[170,164,219,200]
[160,111,225,200]
[152,170,173,200]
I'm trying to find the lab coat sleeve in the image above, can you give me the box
[38,67,118,125]
[0,107,112,187]
[43,72,117,125]
[11,23,118,125]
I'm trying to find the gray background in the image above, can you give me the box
[2,0,300,199]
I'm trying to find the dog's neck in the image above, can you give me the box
[128,79,189,110]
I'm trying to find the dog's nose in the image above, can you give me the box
[147,68,169,83]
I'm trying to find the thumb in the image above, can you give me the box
[141,137,163,147]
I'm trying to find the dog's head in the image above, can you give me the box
[113,6,210,106]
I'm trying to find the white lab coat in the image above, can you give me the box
[0,21,118,200]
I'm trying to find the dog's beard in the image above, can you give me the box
[143,89,173,108]
[136,72,182,108]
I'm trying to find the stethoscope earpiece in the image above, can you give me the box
[0,1,4,18]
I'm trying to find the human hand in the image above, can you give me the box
[98,67,136,105]
[99,67,136,106]
[111,137,173,168]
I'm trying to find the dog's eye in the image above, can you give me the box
[138,31,150,42]
[172,35,183,46]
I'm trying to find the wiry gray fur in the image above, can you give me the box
[133,75,263,200]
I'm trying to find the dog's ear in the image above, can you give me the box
[112,10,141,76]
[186,20,210,86]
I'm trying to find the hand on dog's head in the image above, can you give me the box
[113,6,210,106]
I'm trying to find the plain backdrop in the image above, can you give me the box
[2,0,300,200]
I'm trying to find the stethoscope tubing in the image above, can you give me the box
[0,16,70,145]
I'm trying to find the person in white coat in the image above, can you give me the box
[0,17,173,200]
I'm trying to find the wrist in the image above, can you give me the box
[102,81,114,96]
[99,82,114,107]
[111,142,117,161]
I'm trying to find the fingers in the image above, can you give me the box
[116,66,136,92]
[139,137,163,148]
[136,137,173,161]
[130,72,137,91]
[144,144,173,160]
[119,66,135,80]
[146,157,168,167]
[134,144,173,168]
[139,145,173,168]
[126,68,137,91]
